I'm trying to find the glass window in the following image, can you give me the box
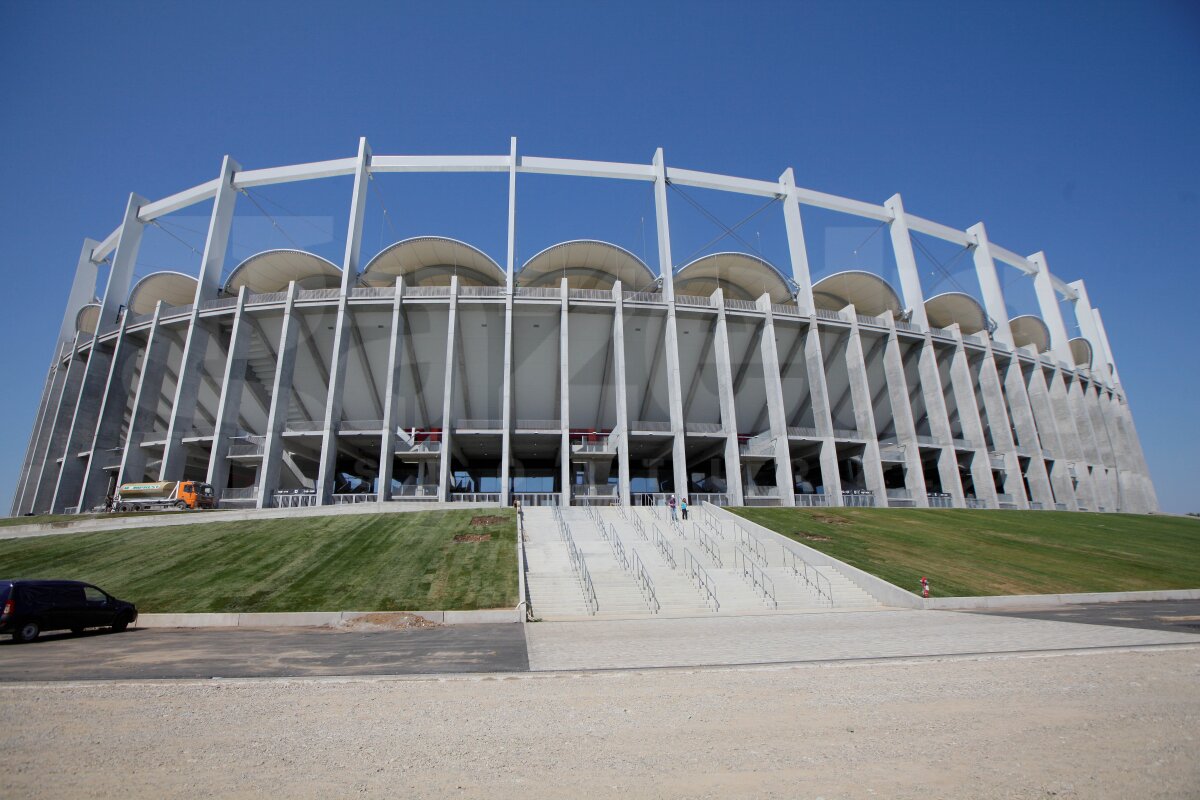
[83,586,107,604]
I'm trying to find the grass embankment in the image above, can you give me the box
[731,508,1200,597]
[0,511,173,527]
[0,510,516,612]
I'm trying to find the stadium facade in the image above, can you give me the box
[11,139,1157,515]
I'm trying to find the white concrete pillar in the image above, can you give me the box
[1020,358,1079,510]
[115,303,170,488]
[500,137,518,505]
[76,311,138,511]
[377,278,406,501]
[651,148,690,502]
[612,282,632,505]
[437,276,461,502]
[843,308,888,507]
[803,317,844,502]
[967,222,1014,347]
[947,331,1003,508]
[1091,308,1121,386]
[884,194,928,328]
[982,348,1052,508]
[915,335,965,506]
[1028,252,1073,366]
[757,297,796,506]
[558,278,571,505]
[29,337,87,513]
[207,287,252,496]
[161,155,241,479]
[258,282,302,509]
[881,320,929,506]
[711,290,744,505]
[779,168,814,314]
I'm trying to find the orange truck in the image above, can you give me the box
[113,481,216,512]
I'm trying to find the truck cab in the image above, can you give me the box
[179,482,216,509]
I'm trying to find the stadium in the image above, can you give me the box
[11,139,1157,516]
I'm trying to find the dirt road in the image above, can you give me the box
[2,647,1197,798]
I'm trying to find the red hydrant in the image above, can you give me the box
[920,576,930,598]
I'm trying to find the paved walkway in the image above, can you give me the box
[524,607,1200,671]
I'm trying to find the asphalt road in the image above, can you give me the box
[969,599,1200,634]
[0,624,529,681]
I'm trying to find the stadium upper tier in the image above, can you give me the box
[14,139,1155,518]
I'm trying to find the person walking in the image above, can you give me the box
[680,498,688,521]
[668,494,677,522]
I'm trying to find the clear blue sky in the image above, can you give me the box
[1,1,1197,512]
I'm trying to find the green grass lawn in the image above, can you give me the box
[0,510,516,612]
[731,508,1200,597]
[0,510,175,527]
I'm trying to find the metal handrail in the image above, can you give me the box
[734,547,777,609]
[735,526,769,567]
[696,527,723,567]
[630,549,660,614]
[683,548,720,612]
[610,526,630,572]
[557,518,598,615]
[650,524,677,570]
[701,513,725,539]
[779,546,833,607]
[630,513,649,542]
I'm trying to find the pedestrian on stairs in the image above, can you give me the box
[668,494,678,522]
[680,498,688,521]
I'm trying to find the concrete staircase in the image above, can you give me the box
[522,504,880,620]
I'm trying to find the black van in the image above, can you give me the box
[0,580,137,643]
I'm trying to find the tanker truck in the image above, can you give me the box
[113,481,216,512]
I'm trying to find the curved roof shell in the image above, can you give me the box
[519,240,656,291]
[1009,315,1051,353]
[128,271,198,316]
[1069,337,1093,368]
[75,303,100,335]
[924,291,987,334]
[812,270,902,317]
[673,252,792,303]
[224,250,341,295]
[361,237,504,288]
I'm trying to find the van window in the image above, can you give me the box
[0,582,10,606]
[83,586,107,604]
[52,585,85,608]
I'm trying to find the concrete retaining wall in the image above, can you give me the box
[136,608,522,628]
[707,504,1200,611]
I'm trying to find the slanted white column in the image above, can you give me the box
[500,137,518,506]
[207,287,252,497]
[29,336,86,513]
[161,155,241,479]
[558,278,571,505]
[377,278,406,501]
[115,303,171,488]
[437,276,461,502]
[779,168,814,314]
[76,311,138,511]
[316,138,371,504]
[258,283,302,509]
[884,194,928,328]
[1043,364,1093,509]
[651,148,690,501]
[881,319,929,507]
[967,222,1014,347]
[756,297,796,506]
[803,316,844,502]
[15,239,101,513]
[1020,357,1079,510]
[1091,308,1121,386]
[915,334,965,506]
[843,308,887,507]
[1028,252,1073,365]
[1064,280,1111,386]
[981,348,1052,508]
[611,282,632,505]
[947,329,1003,508]
[50,198,147,511]
[711,290,744,504]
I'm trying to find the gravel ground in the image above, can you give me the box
[2,647,1197,799]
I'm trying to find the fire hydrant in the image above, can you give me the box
[920,576,930,598]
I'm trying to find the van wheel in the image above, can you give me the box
[112,616,130,633]
[71,627,85,635]
[14,622,39,643]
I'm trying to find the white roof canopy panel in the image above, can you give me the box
[812,270,902,317]
[1069,337,1093,368]
[924,291,987,335]
[674,252,792,303]
[1009,315,1051,353]
[128,271,198,315]
[75,303,101,335]
[519,240,655,291]
[224,250,341,295]
[361,237,504,288]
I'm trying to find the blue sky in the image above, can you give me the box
[1,1,1197,512]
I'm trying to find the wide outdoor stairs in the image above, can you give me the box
[523,505,880,620]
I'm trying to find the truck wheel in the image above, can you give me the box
[117,503,130,513]
[175,501,188,510]
[14,622,40,643]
